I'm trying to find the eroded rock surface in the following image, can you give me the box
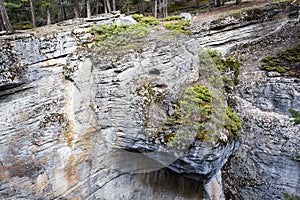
[0,1,299,199]
[0,17,233,199]
[221,18,300,200]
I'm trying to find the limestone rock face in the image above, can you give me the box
[191,2,292,54]
[220,20,300,200]
[190,2,300,198]
[0,20,233,199]
[0,2,299,199]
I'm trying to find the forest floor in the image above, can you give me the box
[0,0,285,38]
[193,0,275,22]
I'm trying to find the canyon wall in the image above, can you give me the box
[0,2,299,199]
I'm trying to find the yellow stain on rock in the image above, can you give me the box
[64,154,75,184]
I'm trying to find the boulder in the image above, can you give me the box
[114,16,138,25]
[180,13,192,21]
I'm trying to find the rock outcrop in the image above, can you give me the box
[0,1,299,199]
[221,20,300,199]
[0,15,235,199]
[190,2,300,199]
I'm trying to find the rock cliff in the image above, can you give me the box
[191,1,300,199]
[222,18,300,200]
[0,16,233,199]
[0,1,299,199]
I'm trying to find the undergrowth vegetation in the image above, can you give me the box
[163,19,191,34]
[161,15,181,21]
[90,14,191,48]
[260,44,300,78]
[153,49,242,146]
[288,108,300,125]
[90,22,150,50]
[90,23,149,43]
[157,84,242,145]
[130,14,159,25]
[207,49,241,87]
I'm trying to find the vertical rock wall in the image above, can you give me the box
[0,24,227,199]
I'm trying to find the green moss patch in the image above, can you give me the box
[13,22,34,30]
[207,49,241,87]
[163,19,191,35]
[157,84,241,145]
[90,14,160,50]
[161,15,181,21]
[130,14,159,25]
[288,108,300,125]
[90,23,149,46]
[260,44,300,78]
[282,192,300,200]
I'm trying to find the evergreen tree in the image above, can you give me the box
[0,0,13,33]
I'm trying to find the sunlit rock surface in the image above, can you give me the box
[0,19,233,199]
[0,2,299,199]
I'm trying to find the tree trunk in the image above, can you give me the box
[0,0,13,33]
[106,0,112,13]
[57,0,64,22]
[104,0,107,13]
[141,0,145,15]
[215,0,221,7]
[162,0,167,17]
[86,0,91,18]
[195,0,199,8]
[73,0,80,18]
[46,5,51,25]
[95,1,99,14]
[154,0,157,18]
[158,0,162,14]
[119,0,122,12]
[29,0,36,28]
[112,0,116,11]
[126,0,129,14]
[62,2,67,19]
[0,14,5,31]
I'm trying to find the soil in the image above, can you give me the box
[193,0,275,22]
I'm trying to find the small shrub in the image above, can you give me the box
[288,108,300,125]
[90,23,149,45]
[13,22,34,29]
[282,192,300,200]
[207,49,241,86]
[161,15,181,21]
[130,14,159,26]
[224,106,242,136]
[139,16,159,26]
[207,49,224,68]
[158,84,242,145]
[260,44,300,78]
[260,56,286,73]
[224,57,241,85]
[130,14,144,22]
[163,19,191,34]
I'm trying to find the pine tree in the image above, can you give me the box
[0,0,13,33]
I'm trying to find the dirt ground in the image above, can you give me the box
[193,0,275,22]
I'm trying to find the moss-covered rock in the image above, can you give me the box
[157,84,241,145]
[163,19,191,35]
[288,108,300,125]
[207,49,241,88]
[89,14,162,50]
[260,44,300,78]
[130,14,159,26]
